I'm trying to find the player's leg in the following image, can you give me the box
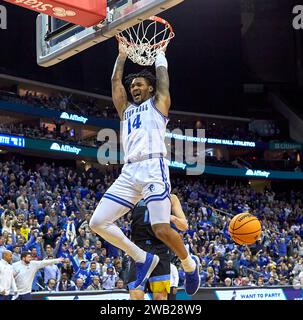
[148,244,171,301]
[128,257,146,300]
[129,289,145,300]
[128,243,170,300]
[149,200,188,258]
[90,165,159,286]
[147,200,200,295]
[142,158,200,295]
[90,197,146,262]
[152,292,168,300]
[129,288,167,300]
[91,197,159,287]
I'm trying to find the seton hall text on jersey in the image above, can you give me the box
[124,104,149,120]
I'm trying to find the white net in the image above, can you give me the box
[116,16,175,66]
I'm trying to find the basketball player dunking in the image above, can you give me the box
[90,44,200,295]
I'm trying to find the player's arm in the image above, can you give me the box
[170,194,188,232]
[154,50,171,117]
[111,44,130,119]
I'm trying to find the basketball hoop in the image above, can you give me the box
[116,16,175,66]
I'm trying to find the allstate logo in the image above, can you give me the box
[53,7,76,18]
[148,184,155,192]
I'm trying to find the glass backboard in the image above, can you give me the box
[37,0,184,67]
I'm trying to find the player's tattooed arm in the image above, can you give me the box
[111,44,130,119]
[155,60,171,117]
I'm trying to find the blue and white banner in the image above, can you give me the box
[215,288,286,300]
[0,134,25,148]
[165,132,256,148]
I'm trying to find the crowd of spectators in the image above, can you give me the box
[0,89,118,119]
[0,122,97,147]
[0,88,287,143]
[238,153,302,172]
[170,179,303,288]
[0,158,303,294]
[169,119,263,143]
[0,158,126,292]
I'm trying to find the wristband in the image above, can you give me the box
[155,51,168,69]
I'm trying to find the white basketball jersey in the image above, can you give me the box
[122,98,169,163]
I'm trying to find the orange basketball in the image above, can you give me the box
[228,212,261,245]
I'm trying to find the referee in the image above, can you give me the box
[0,250,17,300]
[13,251,63,300]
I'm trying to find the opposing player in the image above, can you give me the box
[90,44,200,295]
[128,194,187,300]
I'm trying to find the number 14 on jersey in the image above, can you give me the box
[128,114,142,135]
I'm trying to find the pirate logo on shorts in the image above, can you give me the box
[148,184,155,192]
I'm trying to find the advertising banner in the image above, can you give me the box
[215,288,286,300]
[0,134,25,148]
[269,142,302,150]
[32,287,302,301]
